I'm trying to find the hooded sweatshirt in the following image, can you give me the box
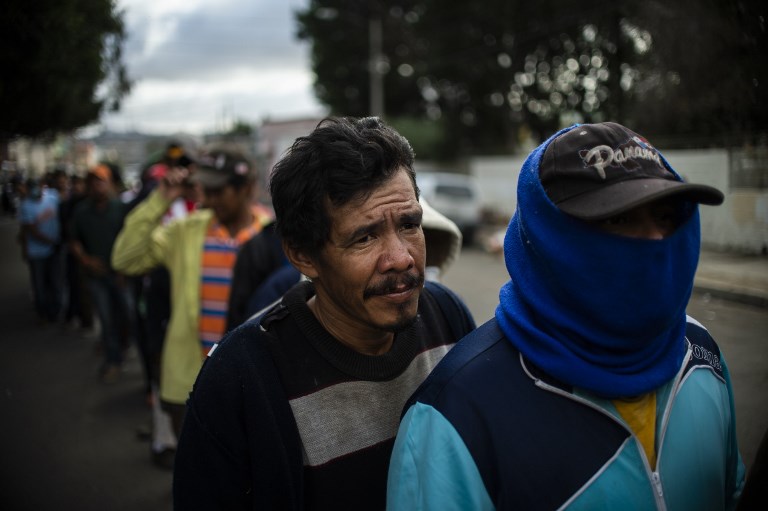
[387,126,744,511]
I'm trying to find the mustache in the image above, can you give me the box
[364,272,424,299]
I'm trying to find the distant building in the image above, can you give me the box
[257,117,323,178]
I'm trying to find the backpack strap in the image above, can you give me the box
[424,280,476,340]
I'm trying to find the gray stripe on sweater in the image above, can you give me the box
[289,344,454,466]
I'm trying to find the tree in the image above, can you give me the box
[296,0,767,157]
[0,0,131,142]
[296,0,651,156]
[225,119,255,137]
[296,2,421,119]
[622,0,768,147]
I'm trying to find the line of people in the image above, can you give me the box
[110,136,466,475]
[14,142,272,470]
[164,118,757,510]
[16,160,165,464]
[16,168,89,329]
[15,117,764,509]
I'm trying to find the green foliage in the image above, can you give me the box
[621,0,768,146]
[0,0,131,140]
[296,0,767,156]
[387,116,447,161]
[296,2,425,119]
[226,119,255,137]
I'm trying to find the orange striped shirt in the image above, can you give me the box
[199,210,265,355]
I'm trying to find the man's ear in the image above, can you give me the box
[282,241,320,279]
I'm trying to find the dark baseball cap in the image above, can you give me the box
[192,148,256,189]
[539,122,724,221]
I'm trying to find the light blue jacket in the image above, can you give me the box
[387,316,745,510]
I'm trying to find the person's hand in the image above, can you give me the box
[36,208,56,223]
[82,254,107,276]
[158,166,190,202]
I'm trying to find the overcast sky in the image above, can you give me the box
[96,0,326,135]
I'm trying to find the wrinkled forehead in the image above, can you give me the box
[326,171,421,230]
[326,165,414,205]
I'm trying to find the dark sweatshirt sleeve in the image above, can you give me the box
[227,225,286,332]
[227,237,262,332]
[173,335,254,510]
[173,322,304,511]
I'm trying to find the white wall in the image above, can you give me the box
[10,139,54,177]
[469,149,768,254]
[469,155,526,218]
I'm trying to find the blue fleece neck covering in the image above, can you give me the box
[495,126,700,398]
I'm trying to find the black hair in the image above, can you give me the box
[101,163,124,192]
[25,177,42,198]
[51,167,68,179]
[269,116,417,258]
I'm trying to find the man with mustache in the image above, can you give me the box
[173,117,476,510]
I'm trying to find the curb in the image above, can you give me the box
[692,281,768,309]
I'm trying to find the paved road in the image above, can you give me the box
[0,220,172,511]
[0,220,765,510]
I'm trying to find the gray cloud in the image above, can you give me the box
[99,0,324,134]
[126,1,308,81]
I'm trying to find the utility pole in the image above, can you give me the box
[369,13,384,118]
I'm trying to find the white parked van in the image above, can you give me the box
[416,171,482,245]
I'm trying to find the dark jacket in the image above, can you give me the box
[388,317,745,510]
[226,221,288,331]
[174,280,475,510]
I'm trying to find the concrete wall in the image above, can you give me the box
[665,150,768,254]
[9,139,55,177]
[469,155,527,218]
[469,149,768,254]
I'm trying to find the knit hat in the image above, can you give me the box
[539,122,724,221]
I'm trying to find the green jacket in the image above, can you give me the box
[112,190,268,404]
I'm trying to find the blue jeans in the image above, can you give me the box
[88,273,133,366]
[27,251,63,322]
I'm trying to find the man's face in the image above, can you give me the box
[307,168,426,340]
[53,175,68,193]
[202,182,251,225]
[589,197,685,240]
[72,179,86,197]
[89,177,111,201]
[181,164,202,203]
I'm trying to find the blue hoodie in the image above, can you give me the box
[387,125,745,510]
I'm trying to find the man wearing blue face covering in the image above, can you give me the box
[386,122,746,510]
